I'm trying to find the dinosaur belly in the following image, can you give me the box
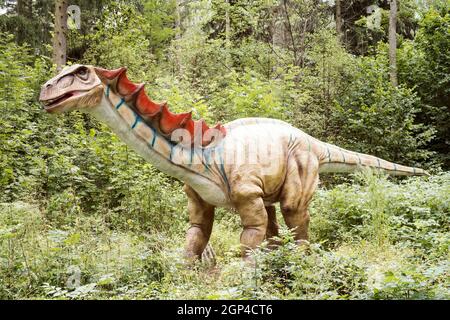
[186,180,231,207]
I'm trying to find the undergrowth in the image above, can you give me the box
[0,172,448,299]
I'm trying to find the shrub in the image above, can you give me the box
[252,230,368,299]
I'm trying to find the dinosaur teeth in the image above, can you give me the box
[45,97,61,104]
[42,92,75,108]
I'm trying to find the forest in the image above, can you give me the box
[0,0,448,300]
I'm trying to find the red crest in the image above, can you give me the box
[94,67,226,147]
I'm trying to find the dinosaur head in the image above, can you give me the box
[39,64,104,113]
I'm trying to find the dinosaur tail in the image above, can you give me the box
[318,143,429,176]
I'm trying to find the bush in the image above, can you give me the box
[251,230,368,299]
[372,262,449,300]
[310,172,450,253]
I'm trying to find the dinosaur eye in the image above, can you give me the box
[77,67,88,79]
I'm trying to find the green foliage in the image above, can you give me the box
[142,0,177,57]
[1,173,448,299]
[310,172,450,255]
[210,70,287,121]
[252,234,368,299]
[398,7,450,167]
[372,261,449,299]
[333,47,435,166]
[0,34,52,200]
[285,30,357,140]
[0,0,449,300]
[168,31,229,92]
[82,2,155,77]
[0,0,53,52]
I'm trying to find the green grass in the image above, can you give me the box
[0,172,448,299]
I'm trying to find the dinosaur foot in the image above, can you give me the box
[183,243,217,268]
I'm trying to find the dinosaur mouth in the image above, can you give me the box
[41,92,78,110]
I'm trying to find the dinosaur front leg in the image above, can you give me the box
[265,205,280,248]
[183,184,215,262]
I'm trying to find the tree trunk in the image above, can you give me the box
[16,0,33,43]
[225,0,231,68]
[389,0,398,86]
[335,0,342,40]
[282,0,299,66]
[52,0,68,72]
[17,0,32,18]
[175,0,182,40]
[272,2,285,48]
[174,0,182,74]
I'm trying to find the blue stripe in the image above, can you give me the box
[149,126,157,147]
[214,145,231,193]
[393,163,397,171]
[131,115,141,129]
[216,146,230,193]
[203,148,212,171]
[220,163,230,193]
[105,85,110,98]
[341,150,346,163]
[326,147,331,162]
[377,158,381,168]
[115,98,125,110]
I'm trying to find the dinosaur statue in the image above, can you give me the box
[39,65,428,261]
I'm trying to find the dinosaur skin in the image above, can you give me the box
[40,65,428,261]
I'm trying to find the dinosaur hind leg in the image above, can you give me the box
[232,188,268,259]
[280,151,319,242]
[265,205,280,248]
[183,184,215,263]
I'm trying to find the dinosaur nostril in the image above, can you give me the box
[45,83,52,88]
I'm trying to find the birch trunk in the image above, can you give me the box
[52,0,68,72]
[389,0,398,86]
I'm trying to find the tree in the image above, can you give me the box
[335,0,342,40]
[53,0,68,71]
[389,0,398,86]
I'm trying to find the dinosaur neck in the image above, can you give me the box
[88,90,229,207]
